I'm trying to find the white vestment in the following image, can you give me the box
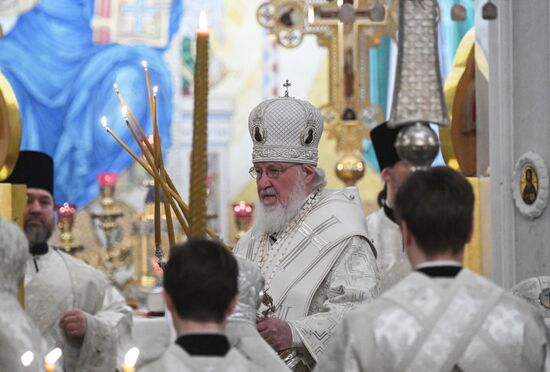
[0,292,47,372]
[365,207,410,292]
[226,256,290,371]
[140,344,264,372]
[317,268,550,372]
[25,247,133,372]
[234,187,379,370]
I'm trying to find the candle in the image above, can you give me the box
[101,117,152,174]
[189,10,209,237]
[122,347,140,372]
[45,348,62,372]
[142,60,154,116]
[102,116,190,236]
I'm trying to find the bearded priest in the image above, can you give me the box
[233,87,380,371]
[2,151,132,372]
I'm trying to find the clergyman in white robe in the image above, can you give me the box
[317,267,550,372]
[25,246,132,372]
[366,121,412,293]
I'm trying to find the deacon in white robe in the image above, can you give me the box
[2,151,132,372]
[366,122,412,292]
[235,91,379,371]
[226,256,290,371]
[317,167,550,372]
[142,343,262,372]
[141,239,264,372]
[0,218,47,372]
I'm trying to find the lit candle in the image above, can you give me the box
[20,351,33,367]
[122,347,140,372]
[142,60,154,115]
[189,10,209,237]
[45,348,62,372]
[101,117,152,173]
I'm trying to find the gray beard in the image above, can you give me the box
[24,224,53,246]
[254,178,308,235]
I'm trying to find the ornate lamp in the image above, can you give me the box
[92,172,123,250]
[55,202,83,253]
[389,0,449,170]
[232,201,254,242]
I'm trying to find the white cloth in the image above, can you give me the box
[365,208,411,292]
[317,268,550,372]
[235,188,379,370]
[226,256,290,371]
[24,247,133,372]
[140,344,264,372]
[0,217,47,371]
[511,276,550,330]
[0,293,47,371]
[133,315,173,368]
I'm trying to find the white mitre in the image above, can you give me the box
[248,87,324,166]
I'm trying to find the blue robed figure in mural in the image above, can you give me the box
[0,0,183,206]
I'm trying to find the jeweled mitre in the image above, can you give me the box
[248,96,324,165]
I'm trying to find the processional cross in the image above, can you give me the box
[257,0,397,185]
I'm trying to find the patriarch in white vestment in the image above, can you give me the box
[234,86,380,371]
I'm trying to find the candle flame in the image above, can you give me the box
[101,116,108,128]
[124,347,140,368]
[121,106,128,119]
[20,351,34,367]
[141,60,148,69]
[308,6,315,24]
[153,85,159,95]
[337,0,343,6]
[113,83,118,90]
[199,11,208,32]
[45,348,62,365]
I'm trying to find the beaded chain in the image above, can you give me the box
[255,191,320,291]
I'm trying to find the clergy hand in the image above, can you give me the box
[60,309,87,340]
[257,318,292,352]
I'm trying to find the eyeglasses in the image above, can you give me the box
[249,164,299,179]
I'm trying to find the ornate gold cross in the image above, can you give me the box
[257,0,398,185]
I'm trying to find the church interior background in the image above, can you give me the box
[1,0,547,303]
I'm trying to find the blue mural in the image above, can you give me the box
[0,0,183,206]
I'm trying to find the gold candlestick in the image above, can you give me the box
[189,11,209,238]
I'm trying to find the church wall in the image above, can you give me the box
[489,0,550,287]
[511,0,550,283]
